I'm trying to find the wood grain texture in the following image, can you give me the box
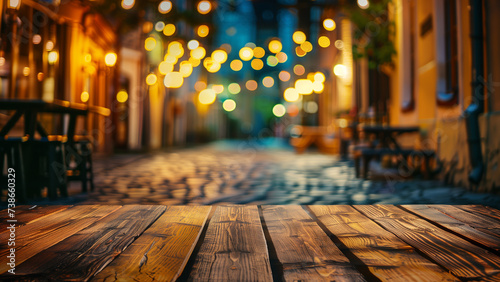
[262,205,366,281]
[0,205,120,275]
[403,205,500,252]
[309,205,459,281]
[0,205,71,233]
[456,205,500,222]
[355,205,500,281]
[11,205,166,281]
[93,205,211,282]
[188,205,272,281]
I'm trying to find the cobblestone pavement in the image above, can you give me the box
[64,142,500,209]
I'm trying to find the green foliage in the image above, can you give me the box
[347,0,396,69]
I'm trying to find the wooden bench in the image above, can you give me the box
[354,147,436,179]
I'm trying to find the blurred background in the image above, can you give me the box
[1,0,500,205]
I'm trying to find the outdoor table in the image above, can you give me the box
[361,125,420,149]
[1,204,500,281]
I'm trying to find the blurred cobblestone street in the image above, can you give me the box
[61,142,500,208]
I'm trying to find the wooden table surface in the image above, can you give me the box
[1,205,500,281]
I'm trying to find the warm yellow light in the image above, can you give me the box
[295,46,306,57]
[164,72,184,88]
[293,64,305,76]
[338,119,348,128]
[273,104,286,117]
[335,40,344,50]
[314,72,326,83]
[295,79,314,95]
[323,18,336,31]
[262,76,274,88]
[268,40,282,53]
[199,89,216,104]
[246,80,258,91]
[228,83,241,94]
[318,36,331,48]
[179,61,193,77]
[189,57,201,67]
[223,99,236,112]
[0,57,5,66]
[159,61,174,74]
[168,41,184,57]
[333,64,347,78]
[230,60,243,71]
[293,31,306,44]
[267,56,278,67]
[84,54,92,63]
[158,0,172,14]
[23,67,30,76]
[358,0,370,9]
[191,46,206,60]
[7,0,21,9]
[304,101,318,113]
[155,21,165,32]
[121,0,134,10]
[197,0,212,14]
[284,87,299,102]
[253,47,265,58]
[146,73,158,85]
[251,59,264,70]
[187,40,199,50]
[145,37,157,51]
[276,52,288,63]
[164,54,178,64]
[32,34,42,45]
[143,22,153,33]
[279,70,290,82]
[45,41,54,51]
[313,81,324,93]
[194,81,207,92]
[81,91,90,103]
[212,50,228,63]
[197,25,209,37]
[239,47,254,61]
[48,51,58,64]
[37,72,44,81]
[300,41,313,52]
[212,84,224,94]
[117,90,129,103]
[203,57,221,73]
[163,24,176,36]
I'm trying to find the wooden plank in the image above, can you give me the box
[355,205,500,281]
[456,205,500,222]
[426,205,500,240]
[188,205,272,281]
[403,205,500,252]
[262,205,366,281]
[0,205,120,275]
[309,205,459,281]
[10,205,166,281]
[0,205,71,233]
[94,205,211,282]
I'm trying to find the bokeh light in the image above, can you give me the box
[197,25,209,37]
[23,67,30,76]
[300,41,313,52]
[146,73,157,85]
[194,81,207,92]
[164,72,184,88]
[276,52,288,63]
[212,50,228,63]
[105,52,117,67]
[212,84,224,94]
[223,99,236,112]
[230,59,243,71]
[333,64,347,78]
[239,47,254,61]
[253,47,265,58]
[228,83,241,94]
[158,0,172,14]
[251,59,264,70]
[295,46,306,57]
[163,24,176,36]
[358,0,370,9]
[313,81,324,93]
[188,40,199,50]
[318,36,331,48]
[179,61,193,77]
[117,90,129,103]
[48,51,58,64]
[272,104,286,117]
[159,61,174,75]
[292,31,306,44]
[197,1,212,14]
[262,76,274,88]
[268,40,282,53]
[155,21,165,32]
[81,91,90,102]
[323,18,336,31]
[295,79,314,95]
[246,80,258,91]
[191,46,206,60]
[121,0,135,10]
[266,56,278,67]
[293,64,305,76]
[304,101,318,113]
[314,72,326,83]
[284,88,299,102]
[279,70,291,82]
[145,37,157,51]
[199,89,216,104]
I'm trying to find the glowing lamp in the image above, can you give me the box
[164,72,184,88]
